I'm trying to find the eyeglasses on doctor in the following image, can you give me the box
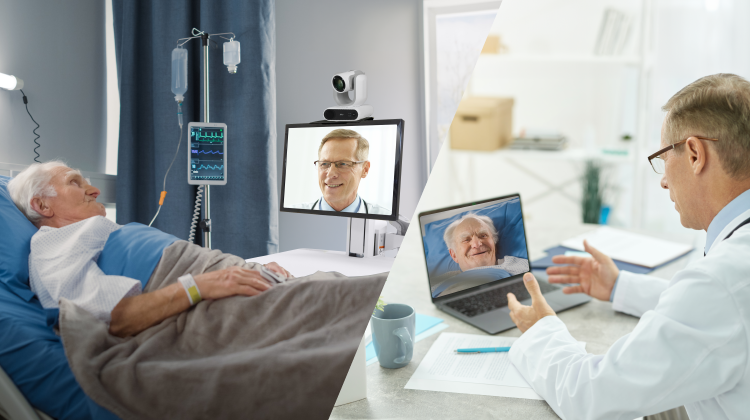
[647,136,719,174]
[313,160,365,170]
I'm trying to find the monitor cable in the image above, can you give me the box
[188,185,202,243]
[20,90,41,163]
[149,103,184,227]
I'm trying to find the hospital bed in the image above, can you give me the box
[0,366,52,420]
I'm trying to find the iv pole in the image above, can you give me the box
[176,28,236,249]
[200,32,212,249]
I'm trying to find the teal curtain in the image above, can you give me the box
[112,0,278,257]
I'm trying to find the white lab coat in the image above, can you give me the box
[509,210,750,420]
[285,198,391,215]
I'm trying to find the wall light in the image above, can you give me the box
[0,72,24,90]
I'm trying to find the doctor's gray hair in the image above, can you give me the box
[7,160,73,225]
[663,73,750,179]
[319,129,369,161]
[442,214,498,251]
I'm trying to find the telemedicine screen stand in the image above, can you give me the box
[345,217,407,258]
[346,218,372,258]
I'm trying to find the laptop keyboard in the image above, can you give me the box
[445,280,559,318]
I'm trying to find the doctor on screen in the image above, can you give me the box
[287,129,390,215]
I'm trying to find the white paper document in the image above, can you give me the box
[404,332,542,400]
[561,226,693,268]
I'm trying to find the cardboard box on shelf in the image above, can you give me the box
[450,97,514,151]
[481,35,508,54]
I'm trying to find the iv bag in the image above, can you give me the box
[223,40,240,74]
[172,47,188,102]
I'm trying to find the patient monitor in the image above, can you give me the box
[187,122,227,186]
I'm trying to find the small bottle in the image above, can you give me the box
[171,47,188,102]
[223,40,241,74]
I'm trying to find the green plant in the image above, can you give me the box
[582,160,605,224]
[374,297,386,314]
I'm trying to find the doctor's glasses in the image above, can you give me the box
[313,160,365,171]
[647,136,718,174]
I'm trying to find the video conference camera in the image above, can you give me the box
[324,70,373,121]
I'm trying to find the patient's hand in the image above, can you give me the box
[263,262,294,279]
[110,267,273,337]
[194,266,273,300]
[545,240,619,301]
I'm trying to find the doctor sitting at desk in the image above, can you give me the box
[286,129,390,215]
[504,73,750,420]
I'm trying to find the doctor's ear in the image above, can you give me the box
[361,161,370,178]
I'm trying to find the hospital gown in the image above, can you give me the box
[29,216,141,323]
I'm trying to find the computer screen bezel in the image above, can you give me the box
[417,193,532,304]
[279,119,405,222]
[187,122,228,186]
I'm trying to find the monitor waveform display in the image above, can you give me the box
[192,130,224,143]
[191,149,224,155]
[190,126,225,181]
[196,163,224,170]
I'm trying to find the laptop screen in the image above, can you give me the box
[419,195,531,299]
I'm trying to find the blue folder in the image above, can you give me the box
[531,245,693,275]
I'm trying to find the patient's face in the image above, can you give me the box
[449,218,496,271]
[317,138,370,211]
[43,167,106,227]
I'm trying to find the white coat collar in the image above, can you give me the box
[706,208,750,255]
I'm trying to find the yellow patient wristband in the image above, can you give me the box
[178,274,202,305]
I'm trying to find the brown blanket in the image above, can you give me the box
[58,241,386,420]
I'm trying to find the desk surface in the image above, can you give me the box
[329,222,697,420]
[247,248,395,278]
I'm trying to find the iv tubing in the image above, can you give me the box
[148,102,184,227]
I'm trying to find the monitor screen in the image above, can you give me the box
[188,123,227,185]
[280,119,404,221]
[419,195,531,299]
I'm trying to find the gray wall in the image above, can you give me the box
[0,0,106,173]
[276,0,426,252]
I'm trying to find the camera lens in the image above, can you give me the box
[332,76,346,92]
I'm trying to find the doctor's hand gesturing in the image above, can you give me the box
[507,273,556,333]
[546,239,619,301]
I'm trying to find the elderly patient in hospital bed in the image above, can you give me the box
[5,161,386,420]
[10,161,291,337]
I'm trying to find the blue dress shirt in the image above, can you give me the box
[318,195,362,213]
[704,188,750,254]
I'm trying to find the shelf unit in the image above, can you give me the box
[461,0,654,228]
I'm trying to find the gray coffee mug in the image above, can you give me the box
[371,303,415,369]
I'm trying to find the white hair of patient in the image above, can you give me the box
[442,214,499,251]
[8,160,76,224]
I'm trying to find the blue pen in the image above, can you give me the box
[455,347,511,354]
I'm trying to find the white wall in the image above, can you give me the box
[0,0,106,173]
[640,0,750,237]
[275,0,427,252]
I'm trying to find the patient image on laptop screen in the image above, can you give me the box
[421,197,530,298]
[282,124,399,216]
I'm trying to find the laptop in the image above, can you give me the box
[418,193,591,334]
